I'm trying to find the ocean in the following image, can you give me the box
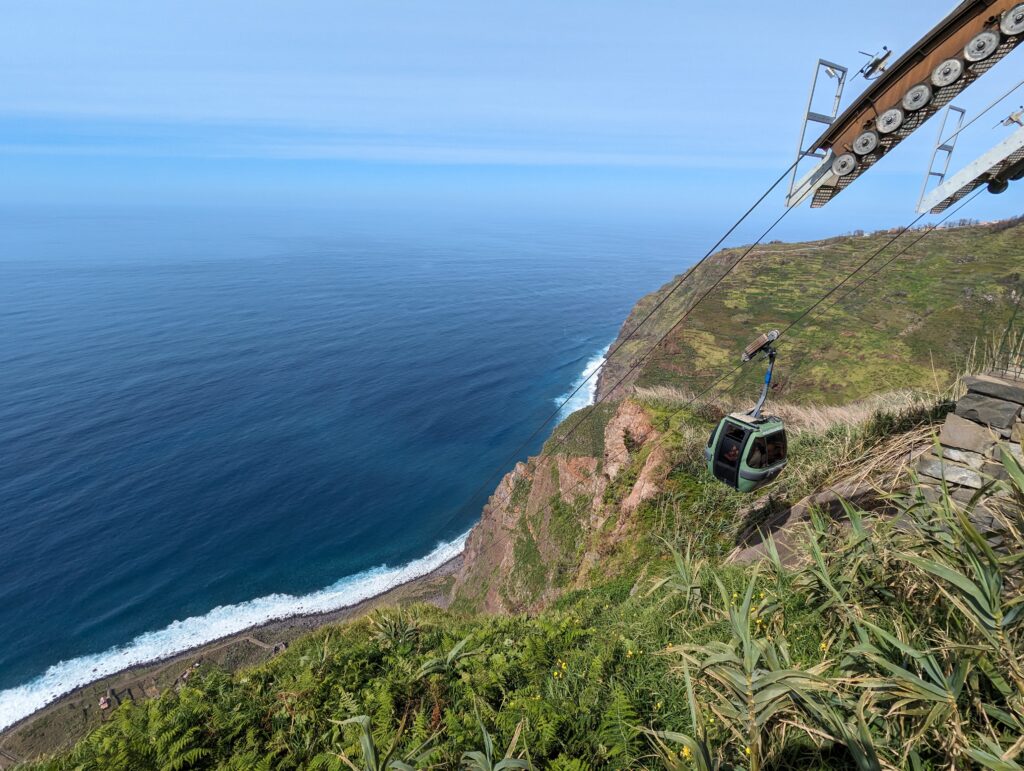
[0,205,700,729]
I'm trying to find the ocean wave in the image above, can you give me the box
[0,533,468,732]
[554,344,610,422]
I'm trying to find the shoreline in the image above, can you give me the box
[0,553,463,767]
[0,342,606,767]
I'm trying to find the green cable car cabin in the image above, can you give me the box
[705,414,788,493]
[704,329,789,493]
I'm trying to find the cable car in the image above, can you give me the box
[704,330,788,493]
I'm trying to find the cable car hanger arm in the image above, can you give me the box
[749,348,776,420]
[741,329,780,419]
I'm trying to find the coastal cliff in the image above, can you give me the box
[454,217,1024,616]
[450,400,666,613]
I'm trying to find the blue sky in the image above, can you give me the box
[2,0,1022,233]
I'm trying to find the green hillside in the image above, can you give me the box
[598,218,1024,405]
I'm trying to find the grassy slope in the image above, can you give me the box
[600,219,1024,405]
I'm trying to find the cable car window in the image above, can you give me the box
[746,437,768,468]
[724,425,746,442]
[717,425,748,468]
[764,431,787,465]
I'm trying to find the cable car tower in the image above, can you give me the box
[786,1,1024,209]
[704,3,1023,494]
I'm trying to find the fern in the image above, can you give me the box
[596,686,639,762]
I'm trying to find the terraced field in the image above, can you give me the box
[598,218,1024,405]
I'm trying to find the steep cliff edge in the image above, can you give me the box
[15,219,1024,769]
[450,399,669,613]
[455,218,1024,615]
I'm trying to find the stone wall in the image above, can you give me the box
[916,372,1024,501]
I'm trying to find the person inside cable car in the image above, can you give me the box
[747,438,765,469]
[717,425,745,468]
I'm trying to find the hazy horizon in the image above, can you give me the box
[3,1,1023,236]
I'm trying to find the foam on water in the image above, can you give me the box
[0,533,467,731]
[555,344,610,422]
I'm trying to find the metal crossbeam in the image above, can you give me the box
[918,124,1024,213]
[786,59,848,208]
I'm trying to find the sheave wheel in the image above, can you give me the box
[852,130,879,155]
[964,30,1001,62]
[902,84,932,112]
[877,107,904,134]
[1001,4,1024,36]
[988,178,1009,194]
[931,59,963,88]
[832,153,857,177]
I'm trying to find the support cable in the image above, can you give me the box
[944,77,1024,143]
[782,187,987,384]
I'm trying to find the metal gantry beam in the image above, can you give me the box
[918,123,1024,212]
[790,0,1024,209]
[785,59,848,208]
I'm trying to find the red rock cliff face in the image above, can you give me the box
[450,399,671,614]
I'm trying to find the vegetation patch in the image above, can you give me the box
[509,475,532,510]
[542,403,617,458]
[611,221,1024,405]
[505,522,546,608]
[25,409,1024,770]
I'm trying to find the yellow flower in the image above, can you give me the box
[561,661,567,670]
[682,746,692,760]
[745,746,752,756]
[655,701,662,710]
[626,649,634,658]
[759,591,766,599]
[820,641,828,651]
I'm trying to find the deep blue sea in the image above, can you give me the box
[0,205,703,727]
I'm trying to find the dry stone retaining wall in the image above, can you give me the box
[916,372,1024,500]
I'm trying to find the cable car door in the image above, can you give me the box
[713,421,750,489]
